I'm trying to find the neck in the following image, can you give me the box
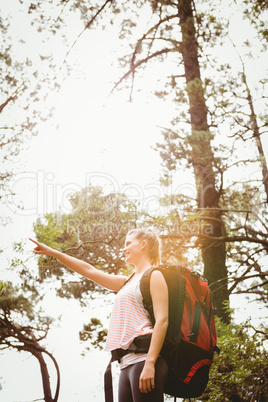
[134,257,152,275]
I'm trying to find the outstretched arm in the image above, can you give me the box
[29,238,126,292]
[139,270,169,393]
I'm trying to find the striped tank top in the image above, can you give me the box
[105,272,153,354]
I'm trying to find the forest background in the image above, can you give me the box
[0,0,267,401]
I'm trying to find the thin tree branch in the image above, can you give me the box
[62,0,113,65]
[0,83,26,114]
[201,234,268,247]
[108,47,172,97]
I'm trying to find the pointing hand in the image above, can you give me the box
[29,238,55,256]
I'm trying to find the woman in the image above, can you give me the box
[30,228,169,402]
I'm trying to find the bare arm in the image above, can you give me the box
[29,238,126,292]
[139,270,169,393]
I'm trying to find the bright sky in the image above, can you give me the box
[0,1,267,401]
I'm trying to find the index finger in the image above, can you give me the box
[29,238,39,245]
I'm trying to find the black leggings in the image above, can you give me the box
[118,357,168,402]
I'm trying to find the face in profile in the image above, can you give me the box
[123,234,146,266]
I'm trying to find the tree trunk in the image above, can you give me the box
[242,69,268,203]
[177,0,229,322]
[32,349,53,402]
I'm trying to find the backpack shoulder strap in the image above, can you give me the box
[167,265,186,339]
[119,271,135,291]
[140,267,156,324]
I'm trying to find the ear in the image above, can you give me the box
[141,240,147,250]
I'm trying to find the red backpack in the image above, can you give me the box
[140,265,219,399]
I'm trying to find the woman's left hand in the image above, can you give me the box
[139,362,155,393]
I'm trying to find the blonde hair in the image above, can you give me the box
[127,228,161,266]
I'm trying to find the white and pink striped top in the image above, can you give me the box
[105,273,153,352]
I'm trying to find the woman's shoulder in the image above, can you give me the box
[150,269,166,281]
[149,269,168,293]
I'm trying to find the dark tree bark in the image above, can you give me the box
[177,0,229,322]
[32,349,53,402]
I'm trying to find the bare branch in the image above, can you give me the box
[63,0,114,64]
[0,83,26,114]
[201,234,268,247]
[108,47,172,97]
